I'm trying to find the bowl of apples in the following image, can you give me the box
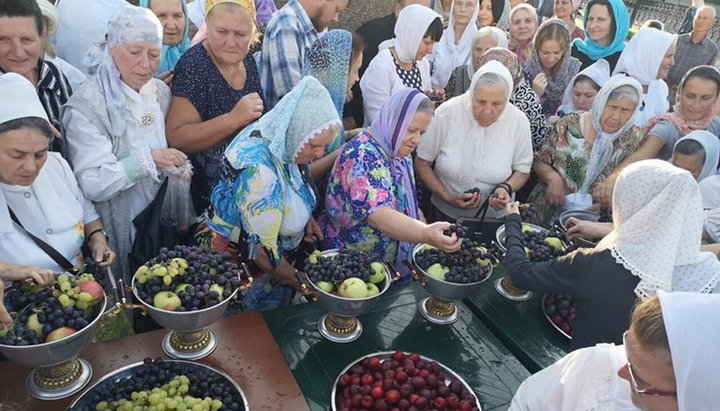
[131,245,250,360]
[297,249,395,343]
[0,273,107,400]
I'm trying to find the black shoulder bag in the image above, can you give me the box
[8,207,75,271]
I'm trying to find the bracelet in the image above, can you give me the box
[85,228,108,244]
[494,183,513,197]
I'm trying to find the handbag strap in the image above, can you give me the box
[472,194,492,221]
[7,207,75,270]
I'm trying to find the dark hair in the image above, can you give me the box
[675,139,706,164]
[0,0,45,35]
[350,32,364,65]
[587,0,616,40]
[423,17,443,42]
[491,0,506,25]
[0,117,54,140]
[682,65,720,98]
[641,19,664,31]
[573,74,601,91]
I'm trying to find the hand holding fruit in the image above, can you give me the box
[489,186,511,210]
[504,201,520,216]
[0,262,54,287]
[532,73,549,96]
[231,92,264,126]
[444,191,481,209]
[423,222,462,253]
[87,235,117,268]
[565,217,612,240]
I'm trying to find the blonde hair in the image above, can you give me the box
[509,3,538,22]
[630,296,669,350]
[533,20,570,75]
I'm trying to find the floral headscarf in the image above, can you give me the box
[303,30,353,153]
[572,0,629,61]
[83,5,163,137]
[139,0,191,74]
[508,3,537,66]
[477,47,523,87]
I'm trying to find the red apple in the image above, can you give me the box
[46,326,77,342]
[78,280,104,301]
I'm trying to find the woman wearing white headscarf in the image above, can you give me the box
[556,58,611,116]
[444,26,508,99]
[509,291,720,410]
[416,60,533,220]
[62,6,188,280]
[360,5,443,125]
[430,0,480,88]
[613,27,677,127]
[504,159,720,350]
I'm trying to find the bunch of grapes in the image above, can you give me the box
[544,293,575,337]
[70,357,245,411]
[598,206,612,223]
[414,240,493,284]
[0,273,102,346]
[511,230,568,262]
[442,224,468,238]
[133,246,242,312]
[519,204,536,221]
[304,249,377,284]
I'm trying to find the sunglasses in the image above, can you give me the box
[622,331,677,397]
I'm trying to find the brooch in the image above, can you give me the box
[141,112,155,126]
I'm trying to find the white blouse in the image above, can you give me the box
[417,96,533,219]
[0,153,99,271]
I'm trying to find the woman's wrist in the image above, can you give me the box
[85,228,108,246]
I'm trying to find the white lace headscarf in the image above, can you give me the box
[596,160,720,299]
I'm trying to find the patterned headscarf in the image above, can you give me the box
[191,0,257,45]
[302,30,353,153]
[572,0,629,60]
[83,6,163,137]
[370,88,430,273]
[477,47,523,87]
[139,0,191,74]
[524,19,581,111]
[508,3,537,66]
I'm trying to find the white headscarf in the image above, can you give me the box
[466,27,509,79]
[37,0,59,35]
[381,5,441,63]
[431,0,480,87]
[580,75,643,194]
[613,28,677,126]
[658,290,720,409]
[559,59,611,113]
[672,130,720,182]
[464,59,513,107]
[596,160,720,299]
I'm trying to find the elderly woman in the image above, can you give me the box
[613,27,677,127]
[505,159,720,350]
[0,73,116,275]
[571,0,629,71]
[206,77,340,309]
[62,7,186,279]
[529,75,644,225]
[36,0,87,91]
[553,0,584,40]
[360,5,443,125]
[416,61,533,221]
[189,0,255,46]
[166,0,264,212]
[140,0,191,78]
[479,48,550,152]
[523,19,581,117]
[510,291,720,409]
[445,27,508,99]
[0,0,73,153]
[429,0,479,89]
[508,4,538,66]
[321,89,462,279]
[556,59,610,116]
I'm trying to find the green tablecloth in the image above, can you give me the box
[463,264,569,373]
[263,282,530,411]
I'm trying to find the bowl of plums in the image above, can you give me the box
[297,249,394,343]
[132,245,249,360]
[68,357,249,411]
[494,223,569,301]
[542,293,575,339]
[0,272,107,400]
[332,350,481,411]
[408,224,494,325]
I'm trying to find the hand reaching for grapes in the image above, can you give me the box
[423,222,463,253]
[489,187,511,210]
[0,262,55,326]
[505,201,520,215]
[545,176,566,206]
[565,217,612,240]
[445,192,481,209]
[592,177,614,207]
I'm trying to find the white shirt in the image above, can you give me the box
[417,96,533,219]
[0,153,99,271]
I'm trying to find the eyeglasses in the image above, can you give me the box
[622,331,677,397]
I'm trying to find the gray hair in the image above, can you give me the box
[416,97,436,115]
[473,72,509,97]
[472,27,509,50]
[607,84,640,106]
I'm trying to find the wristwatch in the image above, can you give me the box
[86,228,108,244]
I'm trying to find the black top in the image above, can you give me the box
[571,43,622,72]
[503,214,640,350]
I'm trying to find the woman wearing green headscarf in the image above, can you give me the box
[206,76,341,303]
[140,0,192,77]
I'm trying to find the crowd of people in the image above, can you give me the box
[1,0,720,408]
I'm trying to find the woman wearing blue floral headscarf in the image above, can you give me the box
[570,0,630,71]
[140,0,192,77]
[206,77,341,304]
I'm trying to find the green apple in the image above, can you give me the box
[174,283,192,295]
[366,282,380,297]
[0,324,9,337]
[209,284,225,301]
[26,313,43,336]
[521,224,534,233]
[308,254,318,264]
[544,237,563,252]
[153,291,182,311]
[420,244,437,252]
[338,277,368,298]
[315,281,334,293]
[368,262,386,284]
[426,263,449,281]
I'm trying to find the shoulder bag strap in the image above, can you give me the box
[7,207,75,270]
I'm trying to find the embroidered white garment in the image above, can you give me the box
[430,0,480,88]
[595,159,720,298]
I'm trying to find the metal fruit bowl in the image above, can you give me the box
[558,209,600,248]
[541,294,573,340]
[68,360,249,411]
[495,222,560,254]
[331,351,482,411]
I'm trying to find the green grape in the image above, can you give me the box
[210,399,223,410]
[78,292,94,302]
[176,404,188,411]
[95,401,108,411]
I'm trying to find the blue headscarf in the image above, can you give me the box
[139,0,191,74]
[302,30,353,153]
[572,0,629,61]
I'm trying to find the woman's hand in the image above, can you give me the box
[592,177,615,207]
[0,263,55,326]
[532,73,549,96]
[158,70,174,85]
[422,222,462,253]
[231,92,264,127]
[151,148,188,169]
[443,192,481,209]
[545,175,567,206]
[565,217,613,240]
[489,187,511,210]
[505,201,520,216]
[87,236,117,268]
[303,217,324,243]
